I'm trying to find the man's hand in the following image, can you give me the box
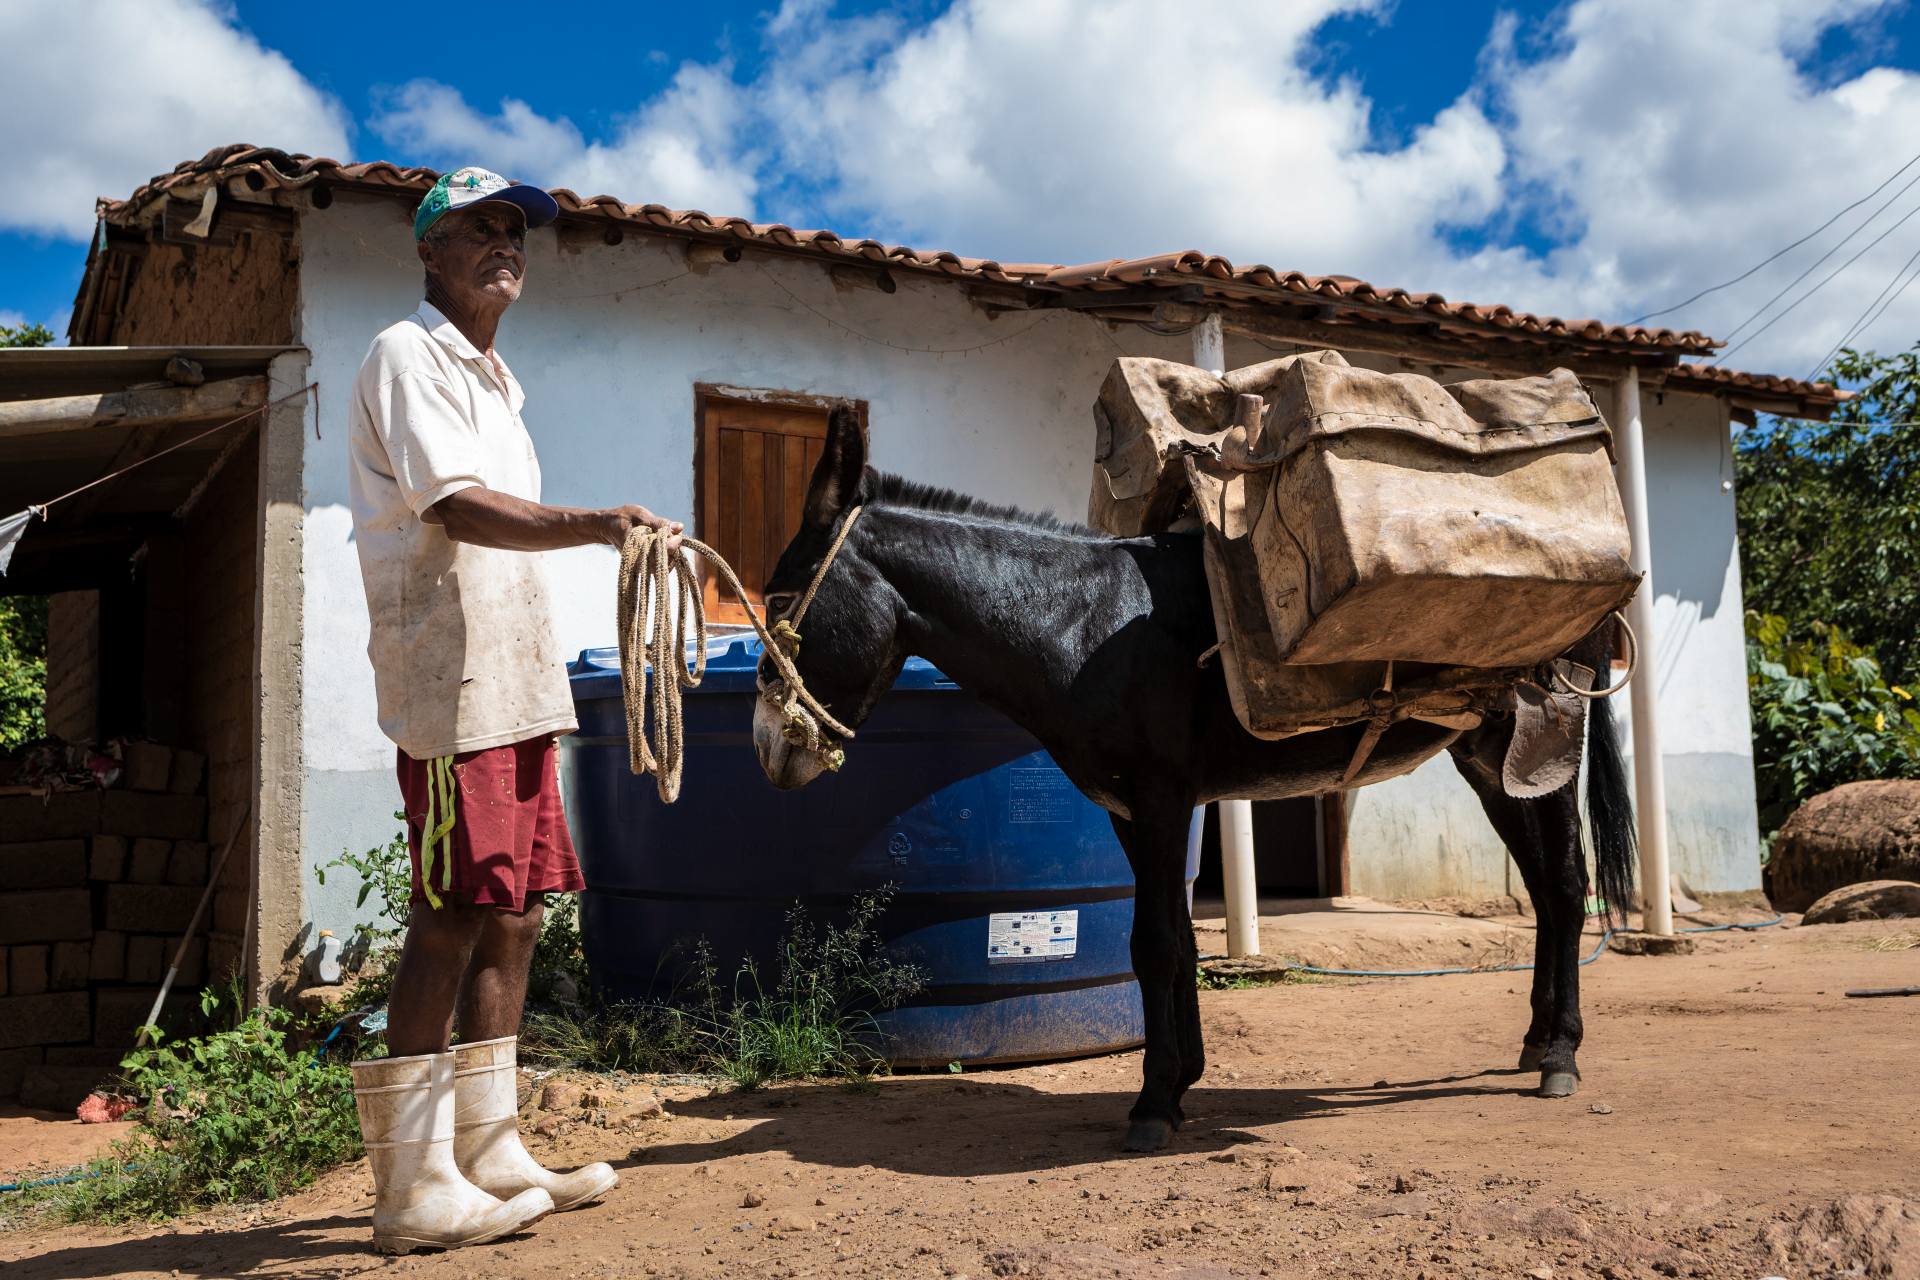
[597,504,684,552]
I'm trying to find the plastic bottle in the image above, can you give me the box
[307,930,344,986]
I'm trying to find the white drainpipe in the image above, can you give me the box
[1611,369,1675,936]
[1191,311,1262,957]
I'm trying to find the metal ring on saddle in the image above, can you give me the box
[1549,610,1637,700]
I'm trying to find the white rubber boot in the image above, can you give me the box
[453,1036,618,1212]
[352,1051,555,1254]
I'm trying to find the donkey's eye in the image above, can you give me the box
[765,593,798,617]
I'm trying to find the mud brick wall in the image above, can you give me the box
[183,430,259,984]
[43,591,100,743]
[0,745,209,1109]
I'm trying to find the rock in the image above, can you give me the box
[1768,780,1920,911]
[539,1080,583,1112]
[1802,879,1920,925]
[76,1092,135,1124]
[1589,1102,1615,1115]
[1608,931,1696,956]
[741,1190,766,1208]
[579,1089,611,1109]
[1761,1193,1919,1279]
[617,1097,667,1129]
[533,1115,563,1138]
[1368,1192,1430,1217]
[1526,1268,1554,1280]
[770,1214,816,1233]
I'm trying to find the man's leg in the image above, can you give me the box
[384,904,489,1058]
[455,894,546,1042]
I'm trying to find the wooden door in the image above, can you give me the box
[695,391,846,624]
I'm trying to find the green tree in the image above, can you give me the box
[0,595,48,750]
[0,320,54,348]
[1735,343,1920,687]
[1745,612,1920,845]
[1,316,55,750]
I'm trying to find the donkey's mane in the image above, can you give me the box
[861,468,1098,535]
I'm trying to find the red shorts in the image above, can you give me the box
[396,736,584,913]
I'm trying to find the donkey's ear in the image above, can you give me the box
[803,404,868,528]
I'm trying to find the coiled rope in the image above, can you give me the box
[616,508,863,802]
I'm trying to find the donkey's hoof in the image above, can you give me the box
[1518,1043,1547,1072]
[1123,1118,1174,1152]
[1538,1070,1579,1098]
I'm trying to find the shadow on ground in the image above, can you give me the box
[623,1069,1540,1178]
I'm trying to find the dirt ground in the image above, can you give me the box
[3,913,1917,1279]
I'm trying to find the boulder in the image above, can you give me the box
[1768,781,1920,912]
[1802,879,1920,926]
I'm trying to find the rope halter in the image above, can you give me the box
[758,506,865,772]
[617,506,864,802]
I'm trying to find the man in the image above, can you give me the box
[344,166,682,1255]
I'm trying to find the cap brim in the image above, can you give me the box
[472,184,560,230]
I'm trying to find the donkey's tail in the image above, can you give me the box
[1584,678,1638,930]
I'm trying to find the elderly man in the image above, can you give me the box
[344,167,680,1254]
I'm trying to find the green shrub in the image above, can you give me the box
[522,891,924,1088]
[1747,611,1920,846]
[42,998,361,1222]
[0,595,47,752]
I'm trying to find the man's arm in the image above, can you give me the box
[433,487,683,552]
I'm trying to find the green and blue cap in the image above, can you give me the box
[413,166,560,242]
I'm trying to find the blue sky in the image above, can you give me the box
[4,0,1917,379]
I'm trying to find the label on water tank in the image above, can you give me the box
[1008,769,1076,823]
[987,910,1078,962]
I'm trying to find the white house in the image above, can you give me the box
[6,145,1844,994]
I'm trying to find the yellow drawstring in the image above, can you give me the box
[418,755,457,909]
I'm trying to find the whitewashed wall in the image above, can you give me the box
[293,193,1763,931]
[1344,385,1764,898]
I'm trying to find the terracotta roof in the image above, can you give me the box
[94,145,1842,410]
[1666,361,1847,408]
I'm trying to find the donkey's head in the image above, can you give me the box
[753,405,906,789]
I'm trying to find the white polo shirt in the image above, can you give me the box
[347,302,577,760]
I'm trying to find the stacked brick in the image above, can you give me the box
[0,742,210,1110]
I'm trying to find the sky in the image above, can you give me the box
[2,0,1917,384]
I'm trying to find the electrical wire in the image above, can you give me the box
[1806,242,1920,380]
[1629,150,1920,326]
[1712,166,1920,351]
[1716,200,1920,365]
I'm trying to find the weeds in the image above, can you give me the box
[522,891,925,1088]
[1863,930,1920,953]
[32,995,360,1223]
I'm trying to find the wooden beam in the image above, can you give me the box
[0,375,267,439]
[1215,308,1668,380]
[1319,792,1350,898]
[1041,284,1205,311]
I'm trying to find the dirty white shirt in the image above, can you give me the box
[347,301,577,760]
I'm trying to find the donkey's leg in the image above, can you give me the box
[1526,784,1591,1097]
[1111,798,1201,1152]
[1450,749,1588,1096]
[1449,736,1555,1071]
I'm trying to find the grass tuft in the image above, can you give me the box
[522,891,924,1089]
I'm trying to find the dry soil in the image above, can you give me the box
[3,915,1916,1279]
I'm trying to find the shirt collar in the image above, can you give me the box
[412,300,525,414]
[414,300,483,361]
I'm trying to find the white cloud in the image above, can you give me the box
[0,0,351,240]
[1470,0,1920,376]
[370,63,760,215]
[732,0,1920,377]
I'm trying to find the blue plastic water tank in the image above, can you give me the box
[562,635,1201,1066]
